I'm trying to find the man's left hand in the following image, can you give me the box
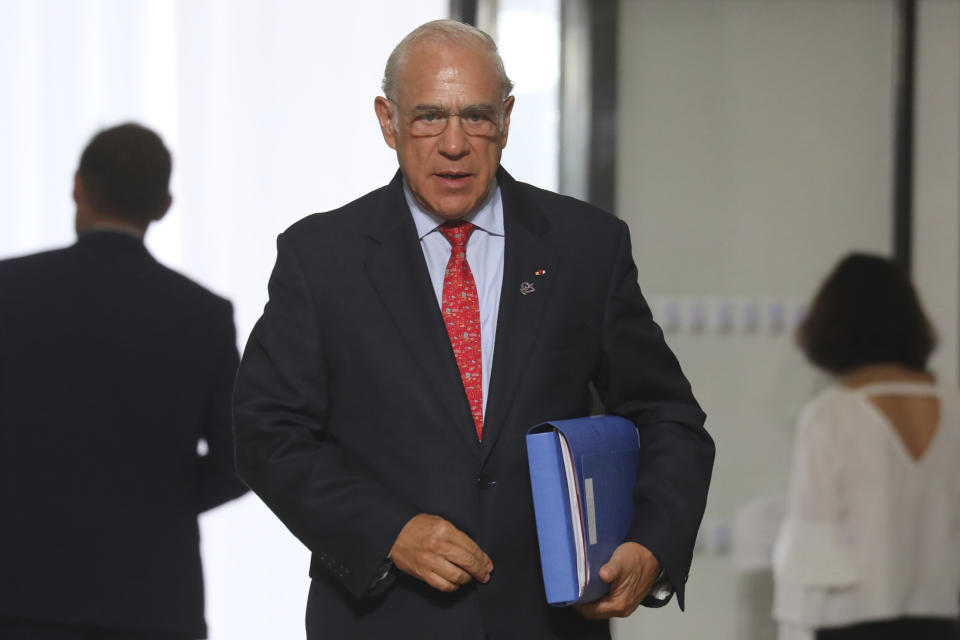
[574,542,660,619]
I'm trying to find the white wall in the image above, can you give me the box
[613,1,899,638]
[914,0,960,391]
[613,2,959,639]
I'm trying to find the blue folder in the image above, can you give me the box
[526,415,640,606]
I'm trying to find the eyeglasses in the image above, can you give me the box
[390,99,502,138]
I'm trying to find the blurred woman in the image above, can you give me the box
[773,253,960,640]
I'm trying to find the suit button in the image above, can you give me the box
[476,475,496,490]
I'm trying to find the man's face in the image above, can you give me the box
[375,41,514,220]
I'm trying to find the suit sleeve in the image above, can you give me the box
[595,220,714,611]
[197,300,249,512]
[232,232,418,599]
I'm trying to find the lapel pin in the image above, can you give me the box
[520,282,536,295]
[534,269,546,276]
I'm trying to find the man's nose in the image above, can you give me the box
[438,116,469,159]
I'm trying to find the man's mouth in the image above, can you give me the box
[434,171,472,183]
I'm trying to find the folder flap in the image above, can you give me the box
[526,431,580,605]
[539,415,639,459]
[577,448,640,602]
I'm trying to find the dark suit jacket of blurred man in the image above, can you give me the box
[0,230,247,639]
[233,168,714,639]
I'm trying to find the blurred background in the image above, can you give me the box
[1,1,956,638]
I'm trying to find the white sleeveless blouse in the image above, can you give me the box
[773,382,960,630]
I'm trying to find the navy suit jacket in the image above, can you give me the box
[0,232,247,638]
[233,168,714,639]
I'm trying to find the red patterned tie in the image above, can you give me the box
[439,222,483,440]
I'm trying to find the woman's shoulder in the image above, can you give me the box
[794,384,876,448]
[798,384,857,422]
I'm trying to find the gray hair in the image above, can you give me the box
[382,19,514,104]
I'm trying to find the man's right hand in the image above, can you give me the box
[389,514,493,592]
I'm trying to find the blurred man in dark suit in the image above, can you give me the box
[234,20,713,640]
[0,123,247,640]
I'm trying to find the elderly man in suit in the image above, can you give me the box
[0,123,247,640]
[233,19,713,640]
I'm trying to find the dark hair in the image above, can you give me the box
[797,253,936,375]
[77,123,171,225]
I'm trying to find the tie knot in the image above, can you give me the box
[439,221,475,249]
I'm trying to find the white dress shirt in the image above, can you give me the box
[404,181,504,418]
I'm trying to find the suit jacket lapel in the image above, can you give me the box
[363,173,481,454]
[480,169,558,464]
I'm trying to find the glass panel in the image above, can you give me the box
[496,0,562,191]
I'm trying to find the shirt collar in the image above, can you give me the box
[403,179,505,240]
[79,226,146,240]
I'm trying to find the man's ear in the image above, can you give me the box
[499,96,515,149]
[73,172,84,205]
[374,97,398,150]
[152,194,173,222]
